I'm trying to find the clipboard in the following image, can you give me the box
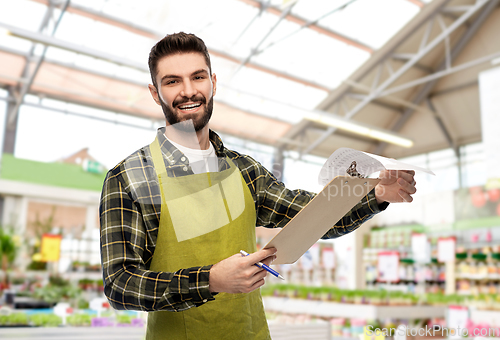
[264,175,380,264]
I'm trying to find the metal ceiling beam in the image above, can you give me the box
[377,50,500,98]
[346,93,405,113]
[29,0,160,39]
[232,3,295,78]
[341,0,490,122]
[0,96,158,132]
[0,45,146,87]
[426,97,458,156]
[429,79,477,97]
[1,22,148,71]
[208,49,329,91]
[6,0,70,128]
[2,1,55,156]
[237,0,375,53]
[299,0,489,155]
[27,0,329,92]
[315,0,452,112]
[0,45,311,127]
[373,0,499,155]
[2,23,331,93]
[391,54,434,73]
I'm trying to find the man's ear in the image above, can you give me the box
[212,73,217,96]
[148,84,162,106]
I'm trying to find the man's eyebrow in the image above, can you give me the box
[160,69,209,83]
[192,69,209,76]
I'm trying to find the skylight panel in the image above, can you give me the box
[290,0,356,22]
[0,0,47,53]
[250,26,370,90]
[0,0,46,31]
[43,47,78,64]
[55,13,152,64]
[0,35,34,54]
[318,0,420,49]
[210,8,292,61]
[227,65,327,109]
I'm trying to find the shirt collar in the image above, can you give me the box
[156,127,226,166]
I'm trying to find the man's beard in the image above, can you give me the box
[160,95,213,132]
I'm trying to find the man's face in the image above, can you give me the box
[149,52,216,132]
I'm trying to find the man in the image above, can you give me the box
[99,32,416,339]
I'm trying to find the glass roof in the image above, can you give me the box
[0,0,426,173]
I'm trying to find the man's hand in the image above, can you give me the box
[375,170,416,205]
[209,248,276,294]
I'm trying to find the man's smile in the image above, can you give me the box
[177,102,202,112]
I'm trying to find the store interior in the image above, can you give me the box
[1,0,500,339]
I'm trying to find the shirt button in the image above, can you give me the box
[183,166,188,171]
[203,299,207,303]
[181,156,186,162]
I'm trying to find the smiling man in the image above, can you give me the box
[99,32,417,340]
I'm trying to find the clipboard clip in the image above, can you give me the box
[346,161,365,178]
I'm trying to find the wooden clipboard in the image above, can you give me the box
[264,175,380,264]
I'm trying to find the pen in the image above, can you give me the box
[240,250,285,280]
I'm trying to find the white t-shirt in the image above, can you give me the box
[166,136,219,174]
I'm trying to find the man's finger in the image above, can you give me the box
[398,189,414,202]
[246,248,276,264]
[398,178,417,195]
[261,255,276,267]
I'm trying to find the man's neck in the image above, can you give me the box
[164,125,210,150]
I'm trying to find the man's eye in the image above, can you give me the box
[165,80,177,85]
[194,76,204,80]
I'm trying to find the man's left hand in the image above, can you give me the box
[375,170,416,205]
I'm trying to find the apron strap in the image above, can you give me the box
[149,137,167,176]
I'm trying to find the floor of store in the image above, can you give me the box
[0,327,146,340]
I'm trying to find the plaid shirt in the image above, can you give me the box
[100,128,385,312]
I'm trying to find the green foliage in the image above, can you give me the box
[77,297,90,309]
[263,283,477,306]
[49,275,70,287]
[0,312,29,326]
[27,260,47,271]
[29,313,62,327]
[33,276,82,305]
[116,314,132,324]
[67,313,92,326]
[0,226,17,265]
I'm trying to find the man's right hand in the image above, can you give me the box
[209,248,277,294]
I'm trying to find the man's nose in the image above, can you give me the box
[180,80,197,98]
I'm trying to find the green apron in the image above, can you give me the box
[145,137,271,340]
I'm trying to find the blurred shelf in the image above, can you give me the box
[268,321,331,340]
[0,327,145,340]
[263,297,446,320]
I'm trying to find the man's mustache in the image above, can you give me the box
[173,95,206,107]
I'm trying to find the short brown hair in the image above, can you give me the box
[148,32,212,88]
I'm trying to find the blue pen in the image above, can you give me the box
[240,250,285,280]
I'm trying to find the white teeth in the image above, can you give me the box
[179,103,201,110]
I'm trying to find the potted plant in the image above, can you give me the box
[0,226,17,289]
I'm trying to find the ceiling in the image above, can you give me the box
[0,0,499,161]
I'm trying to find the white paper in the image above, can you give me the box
[322,248,335,269]
[318,147,435,186]
[447,306,469,339]
[412,233,431,264]
[438,238,456,263]
[377,251,399,282]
